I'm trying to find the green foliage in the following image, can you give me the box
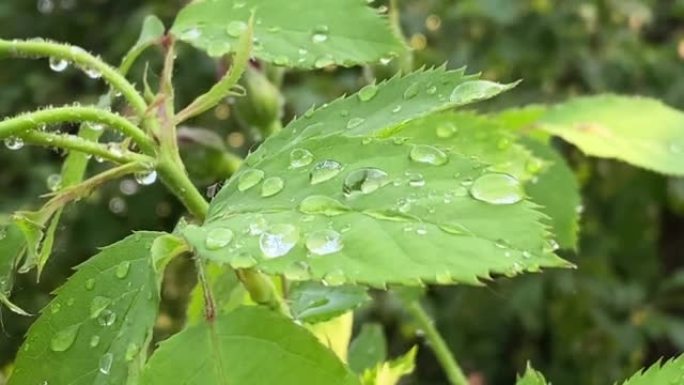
[348,324,387,375]
[171,0,406,68]
[359,347,417,385]
[8,232,163,385]
[515,364,547,385]
[619,355,684,385]
[289,282,370,323]
[141,307,360,385]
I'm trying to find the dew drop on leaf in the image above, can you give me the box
[97,309,117,327]
[406,172,425,187]
[403,82,420,99]
[115,261,131,279]
[358,84,378,102]
[409,144,448,166]
[261,176,285,197]
[289,148,314,168]
[125,343,140,361]
[4,137,24,151]
[436,122,458,138]
[46,174,62,192]
[205,228,234,250]
[283,261,311,280]
[134,170,157,186]
[89,335,101,348]
[99,353,113,375]
[305,229,343,256]
[346,117,365,129]
[226,20,247,37]
[525,158,544,174]
[299,195,349,216]
[49,57,68,72]
[50,303,61,314]
[248,216,268,236]
[230,251,258,269]
[311,25,329,43]
[314,55,334,68]
[450,80,507,104]
[50,324,80,352]
[343,168,390,197]
[310,160,343,185]
[259,224,299,259]
[323,269,346,286]
[237,169,265,191]
[469,173,524,205]
[90,296,112,319]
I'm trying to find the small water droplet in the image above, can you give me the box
[46,174,62,192]
[50,324,80,352]
[310,160,343,184]
[181,27,202,40]
[99,353,113,374]
[323,269,346,286]
[90,296,112,319]
[283,261,311,280]
[392,105,402,113]
[415,225,428,235]
[346,117,365,129]
[409,144,448,166]
[49,57,68,72]
[125,343,140,361]
[274,55,290,66]
[115,261,131,279]
[261,176,285,197]
[314,55,334,68]
[403,82,420,99]
[50,303,61,314]
[97,309,117,327]
[290,148,314,168]
[230,251,258,269]
[526,158,544,174]
[134,170,157,186]
[470,173,524,205]
[358,84,378,102]
[260,224,299,259]
[84,67,102,79]
[89,335,101,348]
[436,122,458,138]
[406,172,425,187]
[4,137,24,150]
[305,229,343,255]
[238,169,265,191]
[299,195,349,216]
[426,85,438,95]
[311,25,329,43]
[343,168,389,197]
[226,20,247,37]
[205,228,234,250]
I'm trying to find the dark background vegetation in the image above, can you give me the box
[2,0,684,384]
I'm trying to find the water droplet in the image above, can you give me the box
[358,84,378,102]
[379,56,393,65]
[261,176,285,197]
[115,261,131,279]
[343,168,390,197]
[314,56,334,68]
[238,169,265,191]
[50,324,80,352]
[84,67,102,79]
[403,82,420,99]
[99,353,113,374]
[436,122,458,138]
[259,224,299,259]
[4,137,24,150]
[435,271,451,284]
[134,170,157,186]
[346,117,365,129]
[125,343,140,361]
[274,55,290,66]
[226,20,247,37]
[310,160,343,184]
[181,27,202,40]
[90,296,112,319]
[406,172,425,187]
[290,148,314,168]
[311,25,329,43]
[248,216,268,236]
[409,144,448,166]
[470,173,524,205]
[526,158,544,174]
[49,57,68,72]
[450,80,507,104]
[50,303,61,314]
[46,174,62,192]
[426,85,438,95]
[283,261,310,280]
[299,195,349,216]
[306,229,343,255]
[230,251,258,269]
[97,309,117,327]
[415,224,428,235]
[205,228,234,250]
[323,269,346,286]
[89,335,100,348]
[392,105,402,113]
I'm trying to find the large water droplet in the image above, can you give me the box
[290,148,314,168]
[46,174,62,192]
[261,176,284,197]
[226,20,247,37]
[305,229,343,255]
[409,145,448,166]
[50,324,80,352]
[115,261,131,279]
[90,296,112,319]
[470,173,524,205]
[49,57,68,72]
[299,195,349,216]
[97,309,117,327]
[358,84,378,102]
[450,80,507,104]
[99,353,113,374]
[238,169,265,191]
[4,137,24,150]
[205,228,234,250]
[310,160,343,184]
[311,25,329,43]
[134,170,157,186]
[436,122,458,138]
[230,251,258,269]
[259,224,299,259]
[343,168,389,197]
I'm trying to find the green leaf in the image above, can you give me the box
[171,0,406,68]
[620,355,684,385]
[307,312,354,362]
[182,70,568,288]
[290,282,370,323]
[348,323,387,374]
[516,363,548,385]
[185,262,246,325]
[141,306,360,385]
[520,138,580,250]
[360,347,417,385]
[120,15,165,73]
[0,221,29,315]
[537,95,684,176]
[8,232,164,385]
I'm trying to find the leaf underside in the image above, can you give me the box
[8,232,163,385]
[289,282,370,323]
[171,0,406,68]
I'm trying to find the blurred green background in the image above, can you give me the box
[2,0,684,384]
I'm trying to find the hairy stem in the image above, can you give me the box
[19,130,154,165]
[0,106,155,154]
[406,300,468,385]
[0,39,148,116]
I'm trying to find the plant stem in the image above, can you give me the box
[0,106,155,154]
[0,39,148,116]
[406,300,469,385]
[156,156,210,219]
[19,130,153,165]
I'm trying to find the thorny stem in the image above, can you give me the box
[406,300,469,385]
[0,39,148,116]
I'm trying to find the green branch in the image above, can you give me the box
[0,106,155,154]
[406,300,469,385]
[0,38,148,116]
[19,130,153,165]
